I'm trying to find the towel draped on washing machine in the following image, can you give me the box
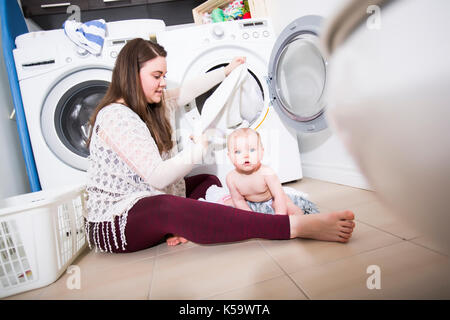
[63,19,107,55]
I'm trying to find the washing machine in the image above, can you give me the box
[13,19,166,190]
[158,17,328,185]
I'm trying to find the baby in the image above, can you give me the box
[201,128,355,243]
[225,128,318,215]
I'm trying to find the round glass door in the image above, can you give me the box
[268,15,328,132]
[54,80,109,158]
[276,33,326,120]
[41,67,112,171]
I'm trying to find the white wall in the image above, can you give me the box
[0,23,30,198]
[266,0,371,189]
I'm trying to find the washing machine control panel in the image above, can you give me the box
[239,20,271,40]
[212,25,225,39]
[207,19,272,43]
[75,47,89,57]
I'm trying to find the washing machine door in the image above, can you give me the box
[41,68,111,171]
[268,15,328,132]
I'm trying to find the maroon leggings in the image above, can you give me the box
[88,174,290,253]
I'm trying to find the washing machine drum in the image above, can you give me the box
[194,63,264,126]
[268,15,328,132]
[54,80,108,158]
[41,68,111,171]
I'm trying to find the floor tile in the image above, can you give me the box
[411,236,450,257]
[349,200,422,240]
[5,244,157,300]
[2,285,46,300]
[157,239,199,257]
[207,275,308,300]
[149,241,284,300]
[289,241,450,299]
[38,256,155,299]
[259,221,402,274]
[284,178,377,210]
[75,245,158,276]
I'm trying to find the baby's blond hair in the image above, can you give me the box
[227,128,262,151]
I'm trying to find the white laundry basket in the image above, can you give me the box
[0,185,87,299]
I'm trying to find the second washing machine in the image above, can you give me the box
[13,19,166,190]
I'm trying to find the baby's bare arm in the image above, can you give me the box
[226,173,252,211]
[264,170,288,215]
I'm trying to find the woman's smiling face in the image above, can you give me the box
[139,56,167,103]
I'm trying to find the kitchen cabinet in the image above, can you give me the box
[21,0,187,18]
[20,0,204,29]
[87,0,148,11]
[21,0,89,18]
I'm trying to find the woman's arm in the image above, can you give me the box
[97,106,204,190]
[165,67,226,109]
[165,57,246,109]
[145,141,203,189]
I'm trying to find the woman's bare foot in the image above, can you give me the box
[166,235,189,246]
[178,236,189,244]
[166,236,179,246]
[289,210,355,243]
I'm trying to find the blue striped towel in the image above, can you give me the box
[63,19,107,55]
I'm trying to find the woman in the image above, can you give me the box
[85,38,355,253]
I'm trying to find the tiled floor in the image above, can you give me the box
[4,178,450,300]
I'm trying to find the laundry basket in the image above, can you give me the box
[0,184,87,298]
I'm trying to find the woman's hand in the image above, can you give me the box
[224,56,246,76]
[189,133,209,149]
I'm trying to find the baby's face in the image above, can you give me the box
[228,133,263,173]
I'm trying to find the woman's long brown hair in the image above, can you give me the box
[88,38,173,154]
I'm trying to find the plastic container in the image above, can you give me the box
[0,185,87,298]
[192,0,268,25]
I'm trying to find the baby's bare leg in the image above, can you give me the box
[270,195,299,215]
[223,198,234,207]
[285,195,304,215]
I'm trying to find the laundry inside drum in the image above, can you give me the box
[194,64,264,127]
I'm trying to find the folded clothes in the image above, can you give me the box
[63,19,107,55]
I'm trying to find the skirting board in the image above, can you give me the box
[301,161,373,191]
